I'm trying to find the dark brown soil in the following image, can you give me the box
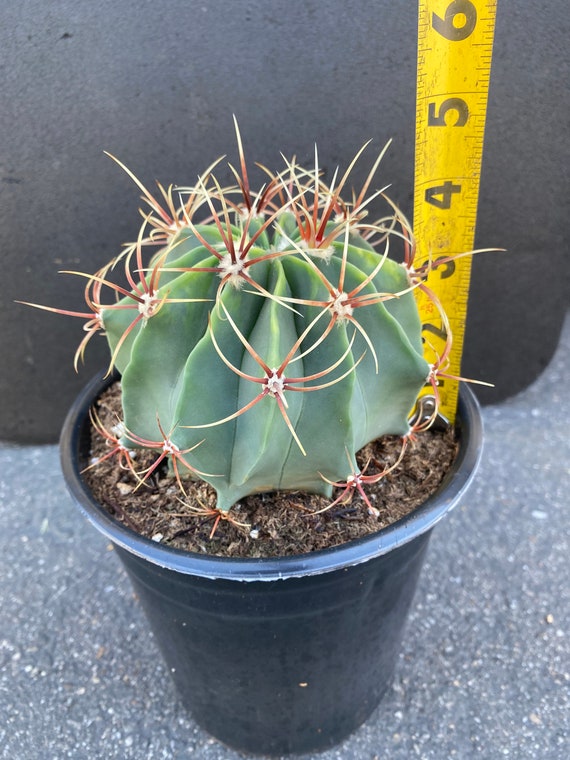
[82,383,459,558]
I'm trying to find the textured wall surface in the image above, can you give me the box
[2,0,568,442]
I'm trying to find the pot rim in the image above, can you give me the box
[60,371,483,582]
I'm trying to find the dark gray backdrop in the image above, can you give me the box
[2,0,568,443]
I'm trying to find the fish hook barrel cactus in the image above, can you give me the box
[23,121,468,515]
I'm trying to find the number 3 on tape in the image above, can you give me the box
[413,0,497,422]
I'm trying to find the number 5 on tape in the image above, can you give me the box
[413,0,497,422]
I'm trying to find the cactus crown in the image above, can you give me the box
[27,122,462,517]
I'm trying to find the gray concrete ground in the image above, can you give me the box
[1,315,568,760]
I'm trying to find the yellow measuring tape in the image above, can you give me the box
[413,0,497,422]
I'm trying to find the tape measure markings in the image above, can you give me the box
[413,0,497,422]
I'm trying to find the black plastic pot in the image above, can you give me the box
[60,372,483,756]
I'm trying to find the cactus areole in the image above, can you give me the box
[44,124,469,517]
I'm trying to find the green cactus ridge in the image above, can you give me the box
[96,140,430,512]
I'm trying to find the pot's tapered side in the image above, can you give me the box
[60,372,483,755]
[116,533,430,755]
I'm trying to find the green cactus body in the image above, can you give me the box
[102,193,430,511]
